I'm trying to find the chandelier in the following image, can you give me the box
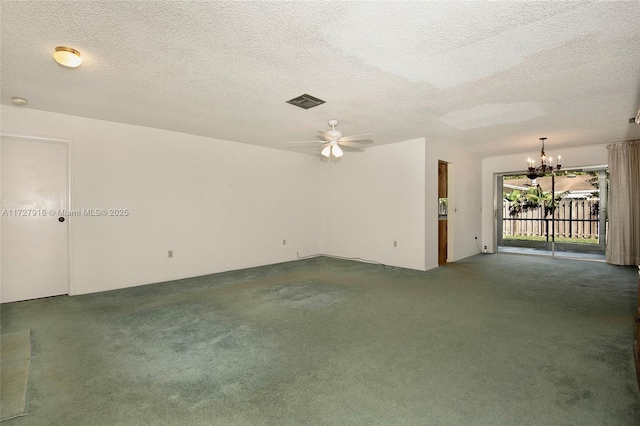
[527,137,561,180]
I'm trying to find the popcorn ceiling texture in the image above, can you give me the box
[1,1,639,155]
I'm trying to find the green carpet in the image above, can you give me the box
[0,254,638,425]
[0,330,31,422]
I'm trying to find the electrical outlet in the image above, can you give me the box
[168,250,173,258]
[393,240,397,247]
[283,239,286,245]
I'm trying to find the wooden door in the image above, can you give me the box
[438,220,447,266]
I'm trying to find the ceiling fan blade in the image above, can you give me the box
[288,140,323,144]
[340,141,367,149]
[340,133,374,143]
[340,146,365,152]
[289,145,322,152]
[317,129,332,140]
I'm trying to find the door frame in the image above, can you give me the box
[438,160,448,266]
[1,133,75,297]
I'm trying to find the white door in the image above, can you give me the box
[1,137,69,303]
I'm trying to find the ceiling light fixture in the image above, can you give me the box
[526,137,561,180]
[320,140,344,159]
[11,97,28,106]
[53,46,82,68]
[321,145,331,157]
[293,119,373,159]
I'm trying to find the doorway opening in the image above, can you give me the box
[438,161,448,266]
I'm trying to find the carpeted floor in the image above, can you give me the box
[0,254,638,425]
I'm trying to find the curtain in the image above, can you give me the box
[606,140,640,265]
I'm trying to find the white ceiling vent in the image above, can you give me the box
[286,94,326,110]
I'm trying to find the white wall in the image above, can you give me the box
[317,137,483,272]
[319,139,427,270]
[424,141,483,270]
[481,144,608,252]
[1,105,321,295]
[1,105,489,296]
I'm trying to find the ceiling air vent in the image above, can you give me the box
[286,94,326,110]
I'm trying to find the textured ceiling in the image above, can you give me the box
[1,1,639,157]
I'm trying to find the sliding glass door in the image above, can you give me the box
[497,169,607,257]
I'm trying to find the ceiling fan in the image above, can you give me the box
[289,119,374,158]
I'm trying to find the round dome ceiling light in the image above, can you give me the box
[11,97,28,106]
[53,46,82,68]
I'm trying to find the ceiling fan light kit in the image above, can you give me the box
[289,119,374,159]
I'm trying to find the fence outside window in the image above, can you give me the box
[503,198,600,241]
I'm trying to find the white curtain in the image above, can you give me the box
[606,140,640,265]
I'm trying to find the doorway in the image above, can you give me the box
[438,161,448,266]
[1,136,71,303]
